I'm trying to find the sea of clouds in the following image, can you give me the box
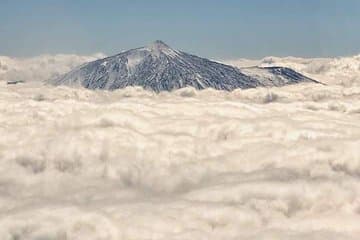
[1,54,360,239]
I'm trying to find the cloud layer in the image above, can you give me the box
[1,80,360,239]
[0,53,105,83]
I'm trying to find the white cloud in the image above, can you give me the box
[1,81,360,239]
[1,53,360,239]
[0,53,106,83]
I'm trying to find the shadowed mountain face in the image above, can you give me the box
[49,41,318,92]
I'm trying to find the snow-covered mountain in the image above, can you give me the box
[49,41,317,92]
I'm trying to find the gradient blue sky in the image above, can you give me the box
[0,0,359,59]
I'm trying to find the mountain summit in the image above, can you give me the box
[147,40,171,50]
[49,41,318,92]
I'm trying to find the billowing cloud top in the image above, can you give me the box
[1,81,360,239]
[0,53,106,83]
[1,50,360,239]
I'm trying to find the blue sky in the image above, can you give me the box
[0,0,359,59]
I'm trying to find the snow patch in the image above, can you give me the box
[126,53,144,73]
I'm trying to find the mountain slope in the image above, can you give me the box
[241,66,322,87]
[50,41,318,91]
[226,55,360,86]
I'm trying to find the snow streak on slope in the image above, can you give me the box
[226,54,360,86]
[1,82,360,239]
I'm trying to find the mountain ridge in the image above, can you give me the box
[49,41,318,92]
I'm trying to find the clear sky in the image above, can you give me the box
[1,0,359,59]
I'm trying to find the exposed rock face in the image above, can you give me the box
[50,41,318,92]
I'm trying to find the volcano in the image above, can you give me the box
[50,40,319,92]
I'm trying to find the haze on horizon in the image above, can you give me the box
[1,0,360,59]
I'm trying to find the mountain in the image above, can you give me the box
[225,55,360,86]
[49,41,319,92]
[240,66,322,87]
